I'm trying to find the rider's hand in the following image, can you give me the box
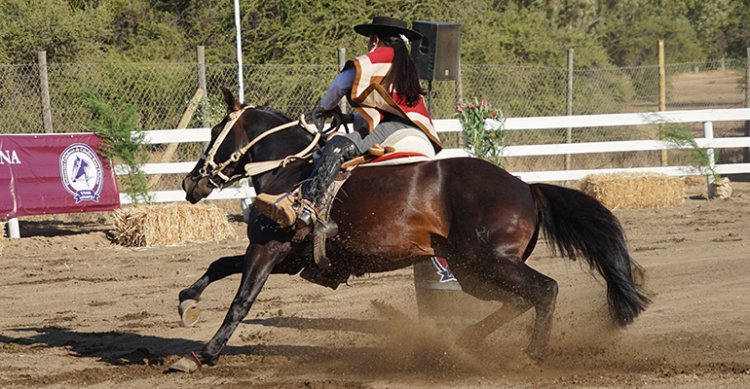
[303,105,328,131]
[331,112,354,129]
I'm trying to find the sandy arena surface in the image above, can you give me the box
[1,181,749,388]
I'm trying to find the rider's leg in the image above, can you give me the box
[298,135,359,235]
[254,121,413,229]
[298,121,416,229]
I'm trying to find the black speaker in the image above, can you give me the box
[410,21,461,81]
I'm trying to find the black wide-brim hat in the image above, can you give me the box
[354,16,423,41]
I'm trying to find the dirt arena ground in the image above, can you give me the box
[1,180,749,388]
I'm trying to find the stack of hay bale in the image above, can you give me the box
[581,173,684,209]
[113,203,236,247]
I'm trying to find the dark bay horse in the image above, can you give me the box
[172,88,650,372]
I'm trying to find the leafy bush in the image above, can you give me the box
[84,92,152,204]
[658,122,720,180]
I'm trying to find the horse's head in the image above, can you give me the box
[182,88,258,204]
[182,88,306,204]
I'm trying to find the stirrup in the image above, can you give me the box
[299,267,344,290]
[297,199,319,226]
[300,201,338,238]
[315,219,339,238]
[253,192,299,228]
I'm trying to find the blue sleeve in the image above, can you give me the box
[352,112,366,131]
[319,68,356,111]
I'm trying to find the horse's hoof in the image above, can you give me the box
[178,299,201,328]
[166,356,200,373]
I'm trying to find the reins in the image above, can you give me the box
[200,106,321,187]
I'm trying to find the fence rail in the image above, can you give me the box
[118,107,750,203]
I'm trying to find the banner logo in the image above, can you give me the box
[60,143,104,203]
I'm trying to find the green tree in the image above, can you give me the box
[600,13,704,66]
[0,0,110,63]
[84,92,152,204]
[721,0,750,59]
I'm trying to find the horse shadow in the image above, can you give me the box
[0,327,203,366]
[242,315,398,336]
[0,316,424,369]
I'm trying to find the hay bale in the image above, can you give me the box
[581,173,684,209]
[113,203,236,247]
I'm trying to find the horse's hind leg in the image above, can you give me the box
[463,256,558,363]
[178,255,244,327]
[456,289,532,348]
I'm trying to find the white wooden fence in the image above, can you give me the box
[5,108,750,238]
[122,107,750,204]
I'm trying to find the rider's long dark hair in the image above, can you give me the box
[379,35,425,107]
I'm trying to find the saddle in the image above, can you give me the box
[341,128,435,170]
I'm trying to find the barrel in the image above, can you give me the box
[412,257,499,326]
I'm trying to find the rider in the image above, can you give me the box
[255,16,442,235]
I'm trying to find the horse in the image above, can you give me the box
[171,87,650,372]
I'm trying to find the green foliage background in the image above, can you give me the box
[1,0,747,137]
[2,0,750,66]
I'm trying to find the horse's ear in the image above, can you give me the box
[221,87,242,112]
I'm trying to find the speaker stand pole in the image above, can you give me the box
[427,80,433,115]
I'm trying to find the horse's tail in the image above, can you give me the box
[530,183,650,326]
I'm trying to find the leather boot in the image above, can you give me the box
[299,136,359,237]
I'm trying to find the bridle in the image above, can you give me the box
[198,106,321,188]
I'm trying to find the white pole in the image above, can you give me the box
[8,218,20,238]
[233,0,245,103]
[233,0,251,217]
[704,121,716,197]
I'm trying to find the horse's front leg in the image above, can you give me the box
[178,255,245,327]
[169,241,291,372]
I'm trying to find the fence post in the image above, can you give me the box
[196,46,209,128]
[455,45,464,149]
[704,121,716,198]
[38,51,53,133]
[744,47,749,163]
[337,48,347,114]
[7,218,20,239]
[565,48,574,170]
[658,40,667,166]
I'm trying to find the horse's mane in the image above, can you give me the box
[250,105,294,122]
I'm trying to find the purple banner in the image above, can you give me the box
[1,134,120,218]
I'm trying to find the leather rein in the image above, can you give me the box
[199,106,321,188]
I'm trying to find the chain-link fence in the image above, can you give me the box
[1,56,747,191]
